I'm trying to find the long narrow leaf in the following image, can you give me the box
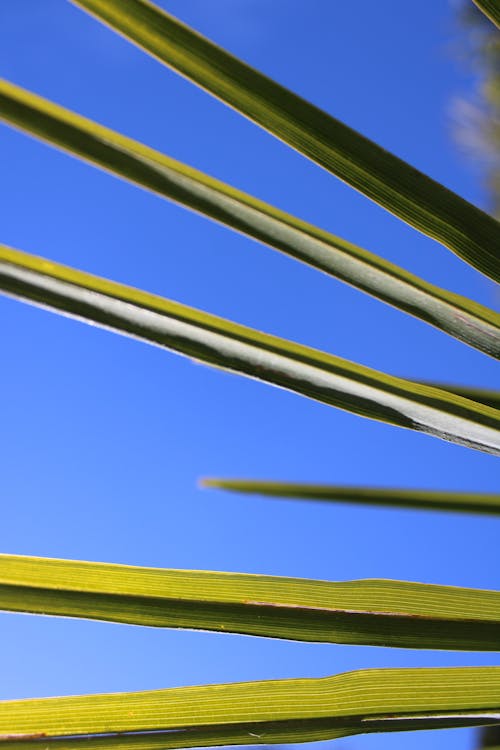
[73,0,500,283]
[417,382,500,411]
[1,81,498,357]
[1,244,500,454]
[1,668,500,750]
[201,478,500,517]
[3,553,500,649]
[473,0,500,28]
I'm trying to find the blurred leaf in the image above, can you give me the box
[202,478,500,516]
[3,553,500,649]
[1,80,498,357]
[479,723,500,747]
[2,244,500,453]
[1,667,500,749]
[72,0,500,283]
[458,2,500,217]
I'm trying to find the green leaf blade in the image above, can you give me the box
[1,79,498,357]
[417,382,500,411]
[3,554,500,650]
[1,668,500,749]
[473,0,500,29]
[1,244,500,454]
[73,0,500,282]
[202,479,500,516]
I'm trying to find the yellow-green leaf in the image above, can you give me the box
[1,668,500,749]
[3,553,500,649]
[73,0,500,283]
[1,244,500,454]
[202,478,500,517]
[1,80,498,357]
[417,382,500,411]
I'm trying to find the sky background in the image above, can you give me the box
[0,1,499,749]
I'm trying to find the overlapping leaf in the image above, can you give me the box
[73,0,500,282]
[2,244,500,453]
[1,80,498,357]
[202,478,500,516]
[1,667,500,750]
[480,725,500,750]
[2,554,500,650]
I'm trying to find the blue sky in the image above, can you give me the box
[0,2,499,749]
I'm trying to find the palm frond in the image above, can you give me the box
[1,79,498,356]
[2,244,500,454]
[417,382,500,411]
[72,0,500,282]
[1,668,500,749]
[201,478,500,516]
[3,554,500,649]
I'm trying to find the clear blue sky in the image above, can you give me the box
[0,2,499,749]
